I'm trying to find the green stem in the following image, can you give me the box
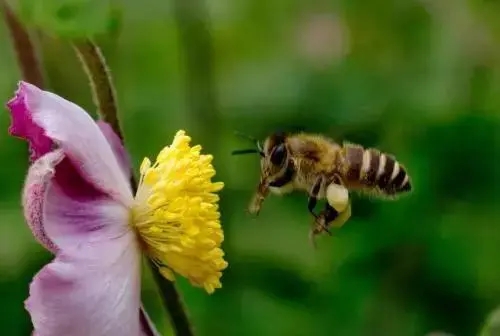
[72,40,124,141]
[169,3,221,331]
[1,1,45,87]
[172,0,219,147]
[169,2,220,334]
[72,39,194,336]
[140,303,162,336]
[148,259,195,336]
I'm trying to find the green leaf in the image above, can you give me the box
[16,0,122,38]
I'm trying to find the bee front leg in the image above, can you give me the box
[248,179,269,216]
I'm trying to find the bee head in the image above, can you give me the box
[252,131,290,183]
[231,130,290,179]
[263,131,288,167]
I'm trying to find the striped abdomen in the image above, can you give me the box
[338,143,411,196]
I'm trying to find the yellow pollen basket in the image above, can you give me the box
[133,130,227,294]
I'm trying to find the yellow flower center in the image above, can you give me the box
[132,130,227,294]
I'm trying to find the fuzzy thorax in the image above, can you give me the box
[131,130,227,294]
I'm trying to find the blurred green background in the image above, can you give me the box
[1,0,500,335]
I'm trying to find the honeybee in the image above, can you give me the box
[232,131,412,246]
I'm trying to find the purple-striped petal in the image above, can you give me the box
[26,232,143,336]
[43,172,130,251]
[22,146,129,252]
[6,81,133,206]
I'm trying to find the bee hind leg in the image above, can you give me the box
[309,222,332,249]
[309,202,351,248]
[328,202,351,230]
[315,204,337,235]
[308,204,336,248]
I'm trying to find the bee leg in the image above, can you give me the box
[325,202,351,230]
[317,204,337,235]
[308,205,335,248]
[309,223,331,249]
[248,179,269,216]
[316,202,352,235]
[309,202,352,248]
[309,228,319,249]
[307,176,324,218]
[308,220,325,249]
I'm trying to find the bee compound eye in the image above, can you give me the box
[270,144,287,165]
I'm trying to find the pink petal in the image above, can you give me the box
[6,81,132,206]
[97,120,132,180]
[23,149,155,335]
[26,233,144,336]
[22,146,128,252]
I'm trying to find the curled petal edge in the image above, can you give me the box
[22,149,64,253]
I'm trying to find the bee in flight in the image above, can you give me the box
[232,131,412,246]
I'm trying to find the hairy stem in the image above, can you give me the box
[72,39,194,336]
[72,40,123,141]
[2,1,45,87]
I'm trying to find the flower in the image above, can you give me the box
[6,81,227,336]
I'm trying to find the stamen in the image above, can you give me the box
[131,130,227,293]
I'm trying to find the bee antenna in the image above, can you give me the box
[233,130,264,153]
[231,149,264,157]
[234,130,258,142]
[257,140,263,152]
